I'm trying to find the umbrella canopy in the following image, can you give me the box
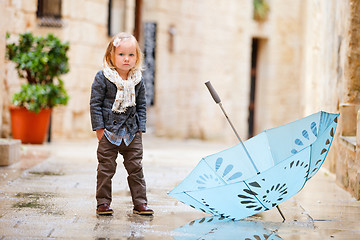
[169,111,339,220]
[173,216,283,240]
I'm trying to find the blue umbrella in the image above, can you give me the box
[173,216,283,240]
[168,81,339,221]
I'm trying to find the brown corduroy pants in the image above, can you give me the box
[96,132,147,207]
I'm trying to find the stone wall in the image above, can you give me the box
[297,0,359,199]
[344,0,360,105]
[336,0,360,200]
[0,1,5,137]
[357,110,360,199]
[299,0,344,172]
[141,0,360,198]
[254,0,304,131]
[1,0,136,140]
[52,0,110,139]
[1,0,348,142]
[1,0,39,137]
[143,0,305,142]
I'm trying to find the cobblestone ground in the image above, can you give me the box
[0,135,359,239]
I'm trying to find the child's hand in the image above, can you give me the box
[96,128,104,141]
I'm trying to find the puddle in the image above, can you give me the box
[15,192,55,198]
[173,216,283,240]
[12,192,62,215]
[29,171,64,176]
[13,200,44,209]
[13,192,51,209]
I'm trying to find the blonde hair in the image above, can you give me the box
[103,32,144,71]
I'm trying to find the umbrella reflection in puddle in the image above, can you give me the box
[173,216,283,240]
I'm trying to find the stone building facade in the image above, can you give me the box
[0,0,136,139]
[0,0,359,199]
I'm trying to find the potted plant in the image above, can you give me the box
[253,0,270,22]
[6,32,69,144]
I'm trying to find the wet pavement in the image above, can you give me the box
[0,135,359,239]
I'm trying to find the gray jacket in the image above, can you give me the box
[90,70,146,136]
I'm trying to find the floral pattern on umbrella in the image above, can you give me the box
[169,111,339,220]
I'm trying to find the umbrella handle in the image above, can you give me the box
[205,82,240,140]
[204,81,259,173]
[205,81,242,144]
[205,81,286,222]
[205,81,221,104]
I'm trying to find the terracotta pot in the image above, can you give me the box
[9,106,52,144]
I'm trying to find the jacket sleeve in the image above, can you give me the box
[136,80,147,133]
[90,71,106,131]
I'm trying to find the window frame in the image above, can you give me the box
[37,0,63,28]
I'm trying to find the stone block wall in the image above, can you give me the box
[142,0,360,199]
[1,0,136,140]
[336,107,359,199]
[0,139,21,166]
[1,0,348,143]
[356,110,360,199]
[336,0,360,200]
[143,0,305,142]
[52,0,110,139]
[0,1,5,137]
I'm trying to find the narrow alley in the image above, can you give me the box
[0,135,359,239]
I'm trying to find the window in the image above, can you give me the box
[37,0,63,27]
[108,0,126,36]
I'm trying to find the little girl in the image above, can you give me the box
[90,32,153,215]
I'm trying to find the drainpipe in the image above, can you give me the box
[134,0,142,41]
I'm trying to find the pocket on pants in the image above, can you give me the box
[98,133,105,143]
[135,132,143,143]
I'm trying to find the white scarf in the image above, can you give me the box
[102,62,142,113]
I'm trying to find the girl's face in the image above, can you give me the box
[113,39,137,78]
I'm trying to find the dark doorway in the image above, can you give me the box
[248,38,259,138]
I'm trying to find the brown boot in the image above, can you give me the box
[96,203,113,215]
[133,204,154,215]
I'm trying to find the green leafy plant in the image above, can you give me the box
[6,32,69,113]
[254,0,270,22]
